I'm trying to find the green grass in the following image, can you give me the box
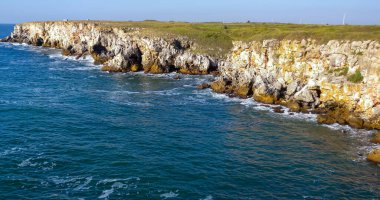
[329,67,349,76]
[26,20,380,58]
[339,67,349,76]
[347,70,364,83]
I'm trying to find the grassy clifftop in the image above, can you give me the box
[27,20,380,57]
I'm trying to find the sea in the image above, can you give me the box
[0,24,380,199]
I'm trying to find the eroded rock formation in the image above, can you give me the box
[213,40,380,129]
[2,22,217,74]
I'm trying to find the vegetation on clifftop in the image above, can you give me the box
[348,70,364,83]
[26,20,380,58]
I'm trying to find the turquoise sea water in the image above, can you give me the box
[1,24,380,199]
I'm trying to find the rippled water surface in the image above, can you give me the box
[1,24,380,199]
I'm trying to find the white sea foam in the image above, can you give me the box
[280,108,318,122]
[205,90,317,122]
[205,90,378,161]
[123,71,178,79]
[209,92,242,103]
[18,156,56,170]
[0,43,12,48]
[44,49,100,71]
[110,90,140,95]
[5,43,99,71]
[48,175,98,193]
[10,43,28,46]
[96,177,140,185]
[97,178,138,199]
[183,96,208,104]
[144,88,181,96]
[125,71,211,84]
[48,53,63,59]
[160,191,179,199]
[200,195,213,200]
[105,90,152,106]
[98,188,114,199]
[67,66,99,71]
[18,157,39,167]
[321,123,379,162]
[49,176,82,185]
[74,176,93,191]
[0,147,25,156]
[322,123,376,142]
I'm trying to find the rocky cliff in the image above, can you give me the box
[2,22,217,74]
[2,22,380,130]
[212,40,380,130]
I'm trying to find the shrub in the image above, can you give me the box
[339,67,349,76]
[347,70,364,83]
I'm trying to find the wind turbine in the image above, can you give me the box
[343,13,346,25]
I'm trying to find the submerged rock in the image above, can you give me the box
[0,36,11,42]
[173,75,181,80]
[197,83,210,90]
[272,106,284,113]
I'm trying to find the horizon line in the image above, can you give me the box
[1,19,380,26]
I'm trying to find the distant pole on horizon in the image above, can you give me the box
[343,13,346,25]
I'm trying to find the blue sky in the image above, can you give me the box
[1,0,379,24]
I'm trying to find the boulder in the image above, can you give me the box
[0,36,11,42]
[101,65,120,72]
[370,132,380,144]
[367,148,380,163]
[286,81,300,97]
[294,86,315,103]
[346,116,364,129]
[235,84,252,98]
[363,117,380,130]
[317,114,337,125]
[146,63,164,74]
[272,106,284,113]
[211,79,228,93]
[253,93,276,104]
[287,101,302,112]
[252,82,280,104]
[197,83,210,90]
[175,53,215,74]
[173,75,181,80]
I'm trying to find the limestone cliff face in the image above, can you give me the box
[3,22,380,129]
[213,40,380,129]
[4,22,217,74]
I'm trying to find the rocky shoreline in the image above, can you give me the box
[211,40,380,130]
[2,21,380,162]
[2,22,219,75]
